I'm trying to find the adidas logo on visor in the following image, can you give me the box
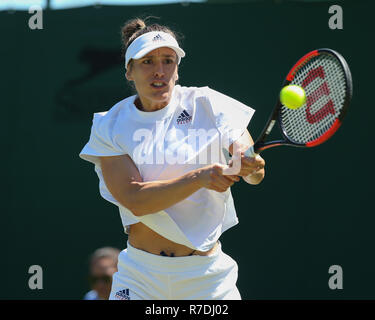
[153,34,165,42]
[177,110,192,124]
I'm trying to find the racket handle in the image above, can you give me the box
[244,146,259,158]
[243,146,262,183]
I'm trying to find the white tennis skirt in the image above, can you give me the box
[109,241,241,300]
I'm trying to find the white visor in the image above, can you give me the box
[125,31,185,69]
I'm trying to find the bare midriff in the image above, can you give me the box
[128,222,219,257]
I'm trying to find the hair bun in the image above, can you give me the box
[122,18,146,47]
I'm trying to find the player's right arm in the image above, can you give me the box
[99,155,240,217]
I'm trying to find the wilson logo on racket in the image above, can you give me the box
[301,66,335,124]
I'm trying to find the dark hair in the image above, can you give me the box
[120,17,182,66]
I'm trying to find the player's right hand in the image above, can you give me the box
[196,163,240,193]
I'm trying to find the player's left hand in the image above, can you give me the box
[242,153,266,185]
[229,152,265,177]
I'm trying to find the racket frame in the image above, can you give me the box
[252,48,353,154]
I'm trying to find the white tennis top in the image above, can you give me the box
[79,85,255,251]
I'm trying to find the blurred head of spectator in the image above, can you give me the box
[84,247,120,300]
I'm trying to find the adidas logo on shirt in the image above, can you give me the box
[177,110,192,124]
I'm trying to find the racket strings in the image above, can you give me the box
[280,54,347,144]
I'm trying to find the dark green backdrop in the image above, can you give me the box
[1,0,374,299]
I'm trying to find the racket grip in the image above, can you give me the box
[244,146,259,158]
[243,146,262,183]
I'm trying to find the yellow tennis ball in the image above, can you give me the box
[280,85,306,109]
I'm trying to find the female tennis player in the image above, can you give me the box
[79,18,265,300]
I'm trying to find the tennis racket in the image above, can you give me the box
[241,48,353,159]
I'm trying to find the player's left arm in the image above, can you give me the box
[228,130,265,185]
